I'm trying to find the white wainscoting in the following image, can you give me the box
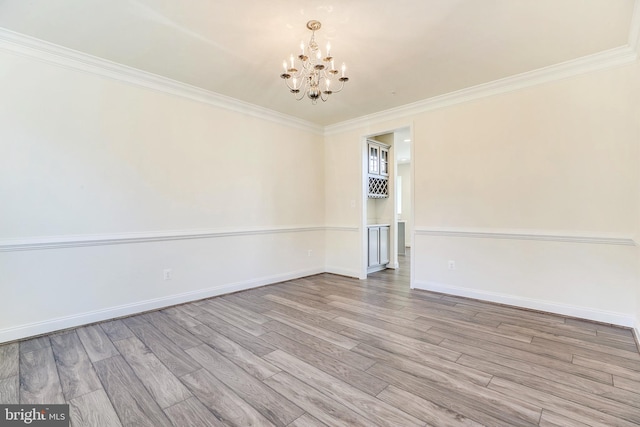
[412,228,638,329]
[324,226,361,278]
[0,226,326,343]
[413,280,635,328]
[1,266,323,344]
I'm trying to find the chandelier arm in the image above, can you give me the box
[282,78,295,91]
[332,79,346,93]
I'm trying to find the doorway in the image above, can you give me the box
[362,127,412,278]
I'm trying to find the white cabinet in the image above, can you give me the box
[368,141,389,176]
[379,226,390,264]
[368,143,380,175]
[368,225,390,272]
[379,147,389,176]
[368,227,380,266]
[367,140,390,198]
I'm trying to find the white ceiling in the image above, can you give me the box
[0,0,636,126]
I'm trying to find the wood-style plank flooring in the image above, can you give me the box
[2,252,640,426]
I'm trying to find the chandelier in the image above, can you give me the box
[280,20,349,104]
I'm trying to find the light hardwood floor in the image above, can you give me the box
[2,252,640,426]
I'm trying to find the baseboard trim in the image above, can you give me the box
[0,267,323,343]
[0,226,326,252]
[413,280,635,328]
[324,266,360,278]
[367,265,388,274]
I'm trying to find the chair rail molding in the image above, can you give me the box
[0,226,327,252]
[414,227,636,246]
[324,226,359,232]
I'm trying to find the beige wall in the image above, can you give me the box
[0,55,325,238]
[413,67,638,234]
[413,61,640,325]
[3,39,640,342]
[0,50,326,341]
[324,129,363,277]
[326,61,640,327]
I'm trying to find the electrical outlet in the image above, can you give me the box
[163,269,172,280]
[308,249,313,257]
[448,260,456,270]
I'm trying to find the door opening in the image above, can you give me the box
[362,127,412,278]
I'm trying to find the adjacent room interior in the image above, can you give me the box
[1,1,640,425]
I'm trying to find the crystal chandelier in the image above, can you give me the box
[280,20,349,104]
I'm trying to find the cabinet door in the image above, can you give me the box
[368,144,379,174]
[379,226,390,264]
[379,148,389,176]
[368,227,380,267]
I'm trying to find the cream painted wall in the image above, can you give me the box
[324,129,363,277]
[0,56,324,237]
[3,40,640,342]
[413,69,638,234]
[0,50,326,342]
[412,62,640,326]
[325,62,640,328]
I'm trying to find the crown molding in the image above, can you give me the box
[0,28,324,135]
[0,5,638,139]
[325,44,639,136]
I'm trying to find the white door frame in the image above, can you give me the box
[359,124,415,284]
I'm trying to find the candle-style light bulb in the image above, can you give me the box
[300,41,304,55]
[283,60,287,73]
[341,63,346,77]
[290,54,294,69]
[331,59,335,70]
[293,77,297,89]
[326,42,331,57]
